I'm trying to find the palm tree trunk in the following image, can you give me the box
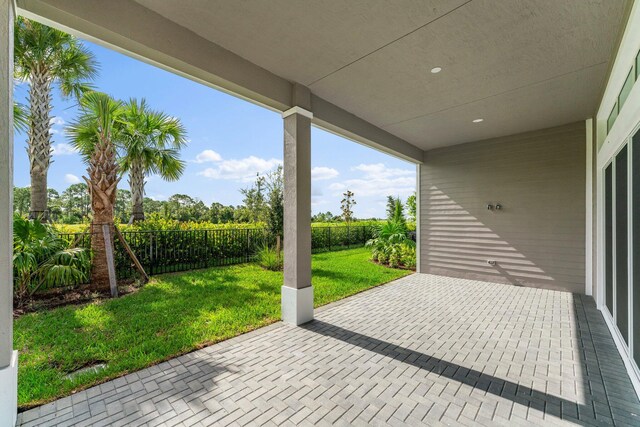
[86,133,120,292]
[27,67,53,221]
[128,159,145,223]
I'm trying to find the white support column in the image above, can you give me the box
[281,106,313,325]
[416,163,422,273]
[0,0,18,425]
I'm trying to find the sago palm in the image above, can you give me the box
[119,98,187,223]
[14,17,97,220]
[67,92,122,291]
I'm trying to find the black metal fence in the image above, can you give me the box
[57,225,375,283]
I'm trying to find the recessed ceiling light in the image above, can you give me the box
[430,67,442,74]
[472,118,484,123]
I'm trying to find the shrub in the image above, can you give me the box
[388,250,401,268]
[366,219,416,270]
[13,216,91,302]
[400,245,416,270]
[122,216,265,232]
[256,245,283,271]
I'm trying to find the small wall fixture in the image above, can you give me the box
[487,204,494,210]
[495,203,502,210]
[473,118,484,123]
[430,67,442,74]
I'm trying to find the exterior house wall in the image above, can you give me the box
[419,122,586,294]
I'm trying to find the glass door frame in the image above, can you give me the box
[597,120,639,380]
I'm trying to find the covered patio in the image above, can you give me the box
[3,0,640,425]
[17,275,640,426]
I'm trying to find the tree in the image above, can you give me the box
[60,183,90,223]
[168,194,196,221]
[392,198,406,227]
[209,202,235,224]
[14,17,97,220]
[264,166,284,238]
[119,99,187,223]
[47,188,63,221]
[115,189,131,224]
[386,195,397,220]
[312,211,337,222]
[406,192,416,222]
[240,173,267,223]
[142,197,165,217]
[340,190,356,224]
[68,92,122,292]
[13,187,30,216]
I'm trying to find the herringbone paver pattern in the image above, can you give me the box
[18,274,640,426]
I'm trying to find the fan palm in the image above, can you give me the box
[119,98,187,223]
[14,17,97,220]
[67,92,122,291]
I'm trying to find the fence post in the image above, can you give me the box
[246,229,250,262]
[204,230,208,267]
[328,227,331,252]
[347,225,350,250]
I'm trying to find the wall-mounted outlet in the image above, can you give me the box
[487,260,496,266]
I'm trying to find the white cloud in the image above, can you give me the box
[311,166,339,181]
[329,163,415,197]
[52,143,78,156]
[198,156,282,182]
[64,174,81,184]
[193,149,222,163]
[352,163,413,179]
[49,116,65,126]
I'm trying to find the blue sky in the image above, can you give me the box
[13,40,416,219]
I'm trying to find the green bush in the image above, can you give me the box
[13,216,91,301]
[256,245,283,271]
[401,245,416,269]
[365,220,416,270]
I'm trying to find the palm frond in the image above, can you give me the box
[13,103,29,132]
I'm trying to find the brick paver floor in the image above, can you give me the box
[18,274,640,426]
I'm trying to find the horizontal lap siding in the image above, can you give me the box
[420,122,586,293]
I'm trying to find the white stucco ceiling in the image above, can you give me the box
[134,0,627,150]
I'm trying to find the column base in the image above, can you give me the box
[281,286,314,325]
[0,351,18,427]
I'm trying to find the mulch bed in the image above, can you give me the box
[13,279,142,317]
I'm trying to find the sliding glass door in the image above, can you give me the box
[634,130,640,367]
[605,128,639,367]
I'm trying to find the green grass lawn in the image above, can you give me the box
[14,247,411,409]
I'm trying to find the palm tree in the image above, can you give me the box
[14,17,97,220]
[119,98,187,223]
[67,92,122,292]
